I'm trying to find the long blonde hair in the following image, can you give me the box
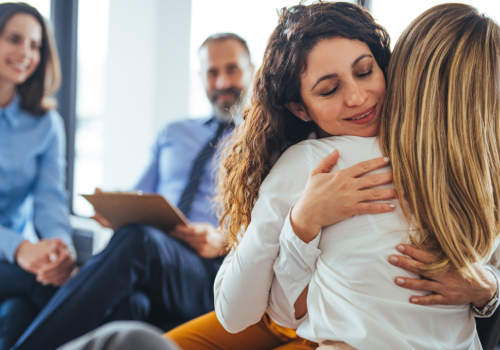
[379,3,500,283]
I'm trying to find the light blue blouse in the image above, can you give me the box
[0,94,72,263]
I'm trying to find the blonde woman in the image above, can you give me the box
[214,2,500,350]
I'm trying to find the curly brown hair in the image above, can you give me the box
[217,1,391,249]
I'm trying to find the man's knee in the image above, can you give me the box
[114,224,149,241]
[113,224,167,246]
[107,225,157,253]
[112,225,179,255]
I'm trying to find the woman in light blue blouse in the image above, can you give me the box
[0,3,74,349]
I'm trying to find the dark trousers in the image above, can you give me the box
[12,225,224,350]
[0,262,57,350]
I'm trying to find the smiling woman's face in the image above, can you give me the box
[287,37,386,138]
[0,13,42,86]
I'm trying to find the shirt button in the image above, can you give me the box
[306,267,312,273]
[307,255,314,259]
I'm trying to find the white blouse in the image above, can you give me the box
[214,135,498,349]
[213,134,314,333]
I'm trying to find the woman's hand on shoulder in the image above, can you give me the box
[390,244,497,307]
[291,150,396,243]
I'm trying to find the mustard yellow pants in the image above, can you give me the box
[317,341,356,350]
[166,311,317,350]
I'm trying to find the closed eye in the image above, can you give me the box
[358,69,373,77]
[321,86,338,97]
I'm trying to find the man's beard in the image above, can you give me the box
[210,87,243,120]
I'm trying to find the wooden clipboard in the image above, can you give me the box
[82,192,189,232]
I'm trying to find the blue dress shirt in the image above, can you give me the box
[0,95,72,263]
[135,116,233,227]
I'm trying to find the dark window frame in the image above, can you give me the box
[359,0,373,11]
[51,0,78,214]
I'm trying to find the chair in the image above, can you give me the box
[477,310,500,350]
[72,228,94,265]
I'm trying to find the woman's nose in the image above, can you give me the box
[345,82,367,107]
[15,43,29,59]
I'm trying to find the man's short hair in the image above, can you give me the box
[199,33,251,60]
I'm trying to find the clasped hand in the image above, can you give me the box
[15,239,75,286]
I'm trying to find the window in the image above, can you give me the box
[23,0,50,19]
[72,0,110,216]
[71,0,181,216]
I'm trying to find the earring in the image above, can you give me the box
[304,116,310,122]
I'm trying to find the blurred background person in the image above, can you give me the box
[0,3,74,350]
[57,322,180,350]
[12,32,254,350]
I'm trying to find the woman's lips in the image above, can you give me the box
[7,61,28,74]
[344,106,377,125]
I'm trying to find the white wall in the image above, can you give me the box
[372,0,500,48]
[102,0,192,190]
[155,0,192,127]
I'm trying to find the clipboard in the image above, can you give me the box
[82,192,189,232]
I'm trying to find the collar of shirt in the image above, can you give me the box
[204,115,238,130]
[204,115,218,126]
[0,93,21,128]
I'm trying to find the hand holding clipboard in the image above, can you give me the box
[82,191,189,233]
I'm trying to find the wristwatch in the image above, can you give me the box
[471,270,499,317]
